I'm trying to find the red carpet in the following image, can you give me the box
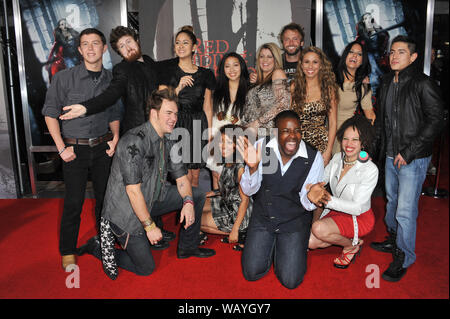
[0,191,448,299]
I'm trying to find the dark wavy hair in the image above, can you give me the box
[109,26,139,54]
[336,115,375,156]
[336,41,371,110]
[213,52,250,118]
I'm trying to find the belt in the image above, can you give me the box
[63,132,113,147]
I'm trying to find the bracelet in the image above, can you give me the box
[144,222,156,232]
[183,195,194,205]
[183,199,194,206]
[58,146,66,155]
[141,218,153,227]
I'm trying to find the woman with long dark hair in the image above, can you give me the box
[207,52,250,189]
[159,25,216,187]
[333,40,376,154]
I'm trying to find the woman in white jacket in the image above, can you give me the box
[308,115,378,269]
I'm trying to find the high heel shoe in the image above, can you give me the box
[333,242,363,269]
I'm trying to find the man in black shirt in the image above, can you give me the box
[42,28,121,271]
[279,22,305,83]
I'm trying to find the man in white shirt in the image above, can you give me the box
[237,110,325,289]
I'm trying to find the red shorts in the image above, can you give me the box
[325,209,375,238]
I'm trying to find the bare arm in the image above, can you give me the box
[125,183,162,245]
[324,91,338,165]
[106,120,120,157]
[175,174,196,229]
[229,167,250,243]
[44,116,76,162]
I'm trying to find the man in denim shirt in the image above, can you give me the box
[42,28,121,271]
[79,88,215,279]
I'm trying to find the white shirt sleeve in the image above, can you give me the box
[299,151,324,211]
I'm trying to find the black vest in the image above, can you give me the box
[252,141,317,233]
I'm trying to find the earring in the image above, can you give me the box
[357,149,369,163]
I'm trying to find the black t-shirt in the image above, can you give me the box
[283,57,298,83]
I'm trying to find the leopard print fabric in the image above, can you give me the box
[292,100,328,153]
[100,217,118,280]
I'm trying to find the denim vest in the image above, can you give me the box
[252,142,316,233]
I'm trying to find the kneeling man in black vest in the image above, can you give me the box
[238,110,326,289]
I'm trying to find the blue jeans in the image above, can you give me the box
[241,216,311,289]
[384,156,431,268]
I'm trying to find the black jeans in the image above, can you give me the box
[241,215,312,289]
[59,142,112,256]
[92,186,205,276]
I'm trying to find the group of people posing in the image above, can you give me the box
[42,21,445,289]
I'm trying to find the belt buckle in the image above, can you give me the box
[88,137,97,147]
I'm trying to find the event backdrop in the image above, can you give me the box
[321,0,428,96]
[139,0,312,76]
[16,0,125,147]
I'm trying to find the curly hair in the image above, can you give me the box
[291,46,339,113]
[336,115,375,156]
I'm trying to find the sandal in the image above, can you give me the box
[333,241,363,269]
[233,244,244,251]
[199,232,208,246]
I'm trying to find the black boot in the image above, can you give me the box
[370,230,396,253]
[382,247,407,282]
[77,236,100,256]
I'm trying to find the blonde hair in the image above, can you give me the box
[255,42,283,86]
[291,46,338,113]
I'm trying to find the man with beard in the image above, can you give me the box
[279,23,305,83]
[59,26,175,250]
[237,110,325,289]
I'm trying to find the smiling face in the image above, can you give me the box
[301,51,321,79]
[341,126,362,161]
[175,32,196,59]
[345,43,363,73]
[282,29,304,56]
[277,117,302,160]
[78,33,106,68]
[219,134,235,160]
[258,48,275,76]
[117,35,142,62]
[151,99,178,136]
[224,56,241,82]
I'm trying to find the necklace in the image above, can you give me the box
[343,157,357,166]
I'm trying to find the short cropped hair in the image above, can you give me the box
[147,87,178,113]
[391,35,417,54]
[79,28,106,45]
[109,26,139,54]
[274,110,301,128]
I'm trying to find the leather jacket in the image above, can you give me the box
[375,63,445,164]
[83,55,160,135]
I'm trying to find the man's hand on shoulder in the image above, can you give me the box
[59,104,87,120]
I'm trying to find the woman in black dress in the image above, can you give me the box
[159,26,216,187]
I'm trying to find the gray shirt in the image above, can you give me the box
[42,63,121,138]
[102,121,187,235]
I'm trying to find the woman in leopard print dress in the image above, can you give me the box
[290,46,338,166]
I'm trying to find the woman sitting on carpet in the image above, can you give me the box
[201,124,253,251]
[308,115,378,268]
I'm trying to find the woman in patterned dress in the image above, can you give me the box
[207,52,250,189]
[290,46,339,166]
[241,43,290,136]
[201,124,253,251]
[159,26,215,187]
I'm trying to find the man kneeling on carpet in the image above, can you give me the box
[308,116,378,269]
[238,110,325,289]
[78,87,215,279]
